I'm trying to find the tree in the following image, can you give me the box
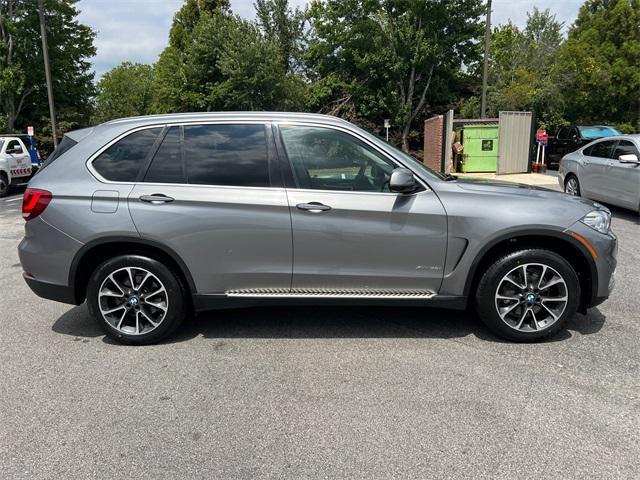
[152,0,230,113]
[0,0,95,134]
[94,63,155,122]
[153,2,306,114]
[255,0,306,72]
[463,8,566,128]
[556,0,640,131]
[306,0,485,151]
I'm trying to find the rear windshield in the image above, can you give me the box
[578,126,621,139]
[0,140,4,151]
[39,135,78,172]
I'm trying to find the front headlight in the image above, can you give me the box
[581,210,611,234]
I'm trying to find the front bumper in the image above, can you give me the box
[566,220,617,304]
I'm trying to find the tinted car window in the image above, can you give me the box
[7,140,24,153]
[556,127,569,140]
[280,126,396,192]
[587,140,616,159]
[184,124,269,187]
[612,140,639,159]
[93,128,162,182]
[39,135,77,172]
[144,127,185,183]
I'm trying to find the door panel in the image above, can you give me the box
[286,189,447,292]
[580,140,616,201]
[277,124,447,292]
[128,185,292,293]
[605,140,640,209]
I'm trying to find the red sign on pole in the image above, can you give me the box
[536,129,548,146]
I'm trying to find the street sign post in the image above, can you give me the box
[384,119,390,142]
[27,126,34,137]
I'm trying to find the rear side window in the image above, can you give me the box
[144,127,185,183]
[93,128,162,182]
[184,124,269,187]
[587,140,616,159]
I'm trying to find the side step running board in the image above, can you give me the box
[225,288,436,299]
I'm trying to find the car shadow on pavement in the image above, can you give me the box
[51,303,606,345]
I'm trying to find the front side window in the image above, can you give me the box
[93,128,162,181]
[556,127,569,140]
[587,140,616,159]
[612,140,640,160]
[184,124,270,187]
[7,140,24,153]
[279,126,396,192]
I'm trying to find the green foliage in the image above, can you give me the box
[94,63,155,122]
[483,9,566,128]
[255,0,306,72]
[0,0,96,135]
[556,0,640,130]
[306,0,485,150]
[152,3,306,114]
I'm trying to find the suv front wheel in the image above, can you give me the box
[475,249,580,341]
[87,255,186,345]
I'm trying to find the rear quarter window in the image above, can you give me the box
[92,128,162,182]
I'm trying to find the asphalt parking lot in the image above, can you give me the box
[1,184,639,479]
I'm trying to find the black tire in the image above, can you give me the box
[475,249,580,342]
[0,172,8,198]
[564,174,581,196]
[87,255,186,345]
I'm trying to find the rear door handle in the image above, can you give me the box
[296,202,331,212]
[140,194,174,204]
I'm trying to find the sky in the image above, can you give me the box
[76,0,583,80]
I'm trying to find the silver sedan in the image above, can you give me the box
[558,134,640,213]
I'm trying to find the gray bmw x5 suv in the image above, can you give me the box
[19,112,617,344]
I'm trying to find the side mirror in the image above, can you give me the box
[389,168,417,193]
[619,154,639,164]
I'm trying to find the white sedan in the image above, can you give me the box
[558,134,640,213]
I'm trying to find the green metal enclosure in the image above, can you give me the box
[461,125,499,172]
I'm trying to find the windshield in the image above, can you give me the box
[578,126,621,139]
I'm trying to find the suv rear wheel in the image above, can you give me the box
[475,249,580,342]
[87,255,186,345]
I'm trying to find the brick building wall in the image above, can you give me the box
[423,115,444,172]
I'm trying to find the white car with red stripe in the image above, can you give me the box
[0,136,32,197]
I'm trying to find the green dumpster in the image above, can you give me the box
[461,125,499,173]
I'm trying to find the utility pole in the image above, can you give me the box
[38,0,58,147]
[480,0,492,119]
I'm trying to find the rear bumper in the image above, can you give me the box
[23,274,79,305]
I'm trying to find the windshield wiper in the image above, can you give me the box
[443,173,458,181]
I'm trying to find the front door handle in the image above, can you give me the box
[140,194,174,204]
[296,202,331,212]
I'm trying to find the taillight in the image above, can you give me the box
[22,188,52,221]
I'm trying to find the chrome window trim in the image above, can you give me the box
[85,118,431,194]
[86,120,272,186]
[274,121,431,192]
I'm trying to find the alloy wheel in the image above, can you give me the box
[98,267,168,335]
[494,263,568,332]
[565,178,579,196]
